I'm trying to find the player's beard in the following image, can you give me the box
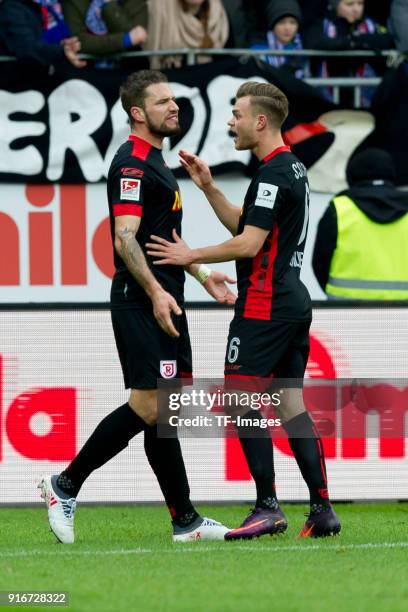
[234,131,257,151]
[145,113,181,137]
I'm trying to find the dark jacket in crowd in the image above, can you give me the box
[304,13,394,56]
[297,0,325,30]
[297,0,392,33]
[222,0,277,47]
[221,0,249,47]
[61,0,147,56]
[389,0,408,52]
[0,0,67,66]
[312,148,408,290]
[365,0,392,27]
[304,10,394,105]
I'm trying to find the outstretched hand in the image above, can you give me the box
[179,150,213,190]
[62,37,87,68]
[203,271,236,305]
[146,229,193,266]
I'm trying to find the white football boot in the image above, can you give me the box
[173,516,229,542]
[38,475,76,544]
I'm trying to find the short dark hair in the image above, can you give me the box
[120,70,168,124]
[235,81,289,129]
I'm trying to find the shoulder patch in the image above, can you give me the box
[254,183,278,209]
[120,178,141,201]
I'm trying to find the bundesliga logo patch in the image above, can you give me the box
[160,360,177,379]
[120,178,141,201]
[254,183,278,209]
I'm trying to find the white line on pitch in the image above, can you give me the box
[0,541,407,558]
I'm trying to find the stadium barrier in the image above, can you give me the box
[0,302,406,504]
[0,48,402,107]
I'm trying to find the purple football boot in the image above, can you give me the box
[298,504,341,538]
[225,506,288,540]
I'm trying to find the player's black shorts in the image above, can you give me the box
[224,315,311,390]
[111,308,192,390]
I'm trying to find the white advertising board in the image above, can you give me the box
[0,179,329,303]
[0,306,406,504]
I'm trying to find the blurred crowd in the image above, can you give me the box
[0,0,406,104]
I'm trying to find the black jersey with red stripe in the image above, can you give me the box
[107,134,184,308]
[235,146,312,322]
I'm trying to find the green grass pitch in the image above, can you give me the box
[0,503,407,612]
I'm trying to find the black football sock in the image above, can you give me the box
[144,425,198,527]
[283,411,330,506]
[237,410,278,510]
[57,403,145,497]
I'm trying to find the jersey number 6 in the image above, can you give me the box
[227,337,240,363]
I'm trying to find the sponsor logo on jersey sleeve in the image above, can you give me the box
[254,183,278,209]
[121,167,144,178]
[120,178,141,201]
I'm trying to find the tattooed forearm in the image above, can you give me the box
[115,225,159,295]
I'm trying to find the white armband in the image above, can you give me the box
[193,264,212,284]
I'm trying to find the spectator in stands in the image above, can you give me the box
[221,0,278,49]
[389,0,408,52]
[61,0,148,56]
[221,0,248,48]
[242,0,276,45]
[312,148,408,300]
[304,0,394,106]
[250,0,308,79]
[296,1,394,38]
[145,0,229,69]
[0,0,86,68]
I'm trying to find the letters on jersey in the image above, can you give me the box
[172,191,182,211]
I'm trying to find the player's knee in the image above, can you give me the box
[278,404,306,423]
[128,390,158,425]
[128,402,158,426]
[275,388,306,423]
[143,405,158,426]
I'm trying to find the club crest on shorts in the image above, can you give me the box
[160,360,177,379]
